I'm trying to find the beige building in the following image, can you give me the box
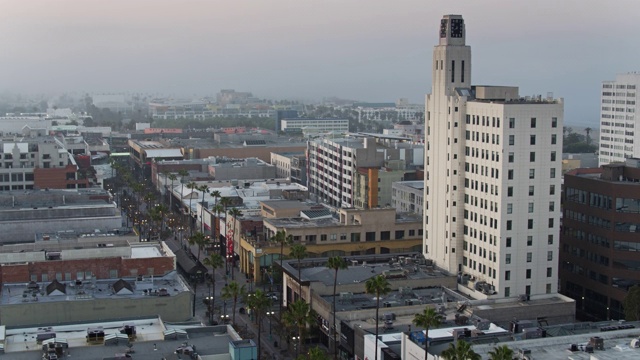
[237,208,424,283]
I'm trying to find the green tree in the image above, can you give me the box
[624,285,640,321]
[220,281,246,326]
[283,299,313,357]
[290,244,308,296]
[203,253,224,324]
[197,184,210,233]
[298,346,330,360]
[186,182,197,235]
[326,256,348,360]
[167,173,177,211]
[270,230,292,319]
[210,190,221,239]
[488,345,514,360]
[227,207,243,279]
[440,340,481,360]
[188,231,209,261]
[246,289,271,360]
[413,306,443,359]
[365,275,391,360]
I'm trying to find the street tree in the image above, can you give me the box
[440,340,481,360]
[220,281,246,326]
[365,275,391,360]
[413,306,443,359]
[326,256,348,360]
[290,244,308,295]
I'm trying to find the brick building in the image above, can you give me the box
[560,159,640,320]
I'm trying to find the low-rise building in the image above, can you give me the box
[0,236,196,327]
[270,151,307,186]
[392,181,425,215]
[209,157,276,181]
[0,189,121,243]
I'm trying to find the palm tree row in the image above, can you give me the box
[245,289,272,360]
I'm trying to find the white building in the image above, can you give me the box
[424,15,563,299]
[392,180,424,215]
[598,72,640,165]
[280,118,349,135]
[308,136,423,208]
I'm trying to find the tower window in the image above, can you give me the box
[461,60,465,83]
[451,60,455,83]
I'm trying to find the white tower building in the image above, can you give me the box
[424,15,564,299]
[598,73,640,166]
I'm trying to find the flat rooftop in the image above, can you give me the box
[394,180,424,190]
[265,211,421,229]
[0,189,112,211]
[1,271,189,305]
[472,323,640,360]
[2,318,235,360]
[305,258,449,287]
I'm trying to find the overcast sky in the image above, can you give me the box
[1,0,639,125]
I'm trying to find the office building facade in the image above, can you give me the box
[560,160,640,321]
[598,73,640,166]
[424,15,564,298]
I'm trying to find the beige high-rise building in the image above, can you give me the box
[424,15,564,299]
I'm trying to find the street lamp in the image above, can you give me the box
[206,282,214,325]
[266,310,275,341]
[292,336,300,357]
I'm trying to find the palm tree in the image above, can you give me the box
[270,229,291,319]
[245,289,271,360]
[178,169,189,211]
[227,207,243,280]
[209,189,221,239]
[365,275,391,360]
[289,244,308,297]
[488,345,514,360]
[167,173,177,211]
[283,299,312,357]
[212,204,224,246]
[303,346,330,360]
[413,306,442,359]
[186,181,197,236]
[188,231,209,262]
[326,256,347,360]
[440,340,481,360]
[196,184,210,234]
[203,253,224,324]
[220,281,246,326]
[585,127,592,145]
[219,197,232,274]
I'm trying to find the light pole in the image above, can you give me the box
[292,336,300,358]
[266,310,275,341]
[206,282,213,325]
[221,300,229,324]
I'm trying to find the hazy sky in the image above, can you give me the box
[1,0,639,125]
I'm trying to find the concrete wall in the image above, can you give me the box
[0,216,122,243]
[0,291,192,327]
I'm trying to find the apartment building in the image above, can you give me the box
[0,136,90,191]
[308,135,423,208]
[598,73,640,165]
[424,15,564,299]
[560,159,640,321]
[270,151,308,186]
[392,180,425,215]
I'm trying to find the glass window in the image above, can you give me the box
[509,135,515,145]
[528,203,534,213]
[529,169,535,179]
[526,252,532,262]
[506,254,511,264]
[509,118,515,128]
[530,152,536,162]
[551,117,558,128]
[529,186,534,196]
[530,135,536,145]
[531,118,537,128]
